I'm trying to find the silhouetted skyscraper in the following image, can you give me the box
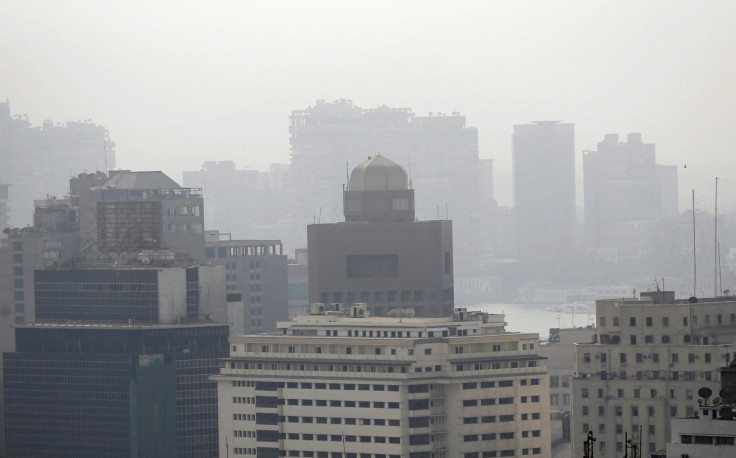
[583,133,678,267]
[513,121,575,269]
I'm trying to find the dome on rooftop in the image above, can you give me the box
[350,155,408,191]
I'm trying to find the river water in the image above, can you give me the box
[468,302,596,341]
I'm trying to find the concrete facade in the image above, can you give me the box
[539,327,595,447]
[571,292,736,457]
[308,220,454,318]
[308,155,454,318]
[212,308,551,458]
[205,230,289,334]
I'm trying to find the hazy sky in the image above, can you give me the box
[2,1,735,210]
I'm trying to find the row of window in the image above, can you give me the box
[602,313,736,328]
[455,360,538,371]
[584,440,658,454]
[275,433,401,444]
[681,434,736,445]
[463,379,539,389]
[465,432,516,441]
[584,350,714,364]
[583,387,704,400]
[283,399,401,409]
[590,423,656,435]
[463,451,525,458]
[233,381,401,391]
[320,290,424,304]
[241,452,400,458]
[233,414,401,426]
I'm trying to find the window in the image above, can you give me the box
[630,317,636,326]
[613,317,620,326]
[582,388,589,398]
[630,335,637,344]
[600,316,606,326]
[646,317,652,326]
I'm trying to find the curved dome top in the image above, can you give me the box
[350,155,408,191]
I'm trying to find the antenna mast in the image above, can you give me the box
[692,190,697,297]
[715,177,718,297]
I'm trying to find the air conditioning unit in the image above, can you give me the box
[310,303,326,315]
[351,304,367,318]
[330,303,343,312]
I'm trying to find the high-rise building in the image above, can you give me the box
[571,291,736,457]
[205,230,288,334]
[0,182,9,235]
[512,121,575,268]
[0,101,115,227]
[3,258,230,457]
[583,133,678,268]
[212,306,551,458]
[80,170,206,259]
[307,155,454,318]
[4,322,229,457]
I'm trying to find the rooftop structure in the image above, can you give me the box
[308,155,453,318]
[665,361,736,457]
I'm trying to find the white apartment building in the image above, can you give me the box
[213,306,551,458]
[571,291,736,458]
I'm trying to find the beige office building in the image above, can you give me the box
[571,291,736,457]
[213,306,551,458]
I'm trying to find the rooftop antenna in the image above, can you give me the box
[346,161,350,189]
[715,177,719,297]
[692,190,697,298]
[103,137,109,175]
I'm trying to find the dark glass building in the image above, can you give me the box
[4,323,229,457]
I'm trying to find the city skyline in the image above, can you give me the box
[1,2,735,211]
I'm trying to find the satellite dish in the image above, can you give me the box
[713,397,722,405]
[697,399,703,405]
[698,387,713,399]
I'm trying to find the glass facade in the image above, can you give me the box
[4,325,229,457]
[35,269,159,322]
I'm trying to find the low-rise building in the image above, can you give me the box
[212,306,551,458]
[539,326,595,445]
